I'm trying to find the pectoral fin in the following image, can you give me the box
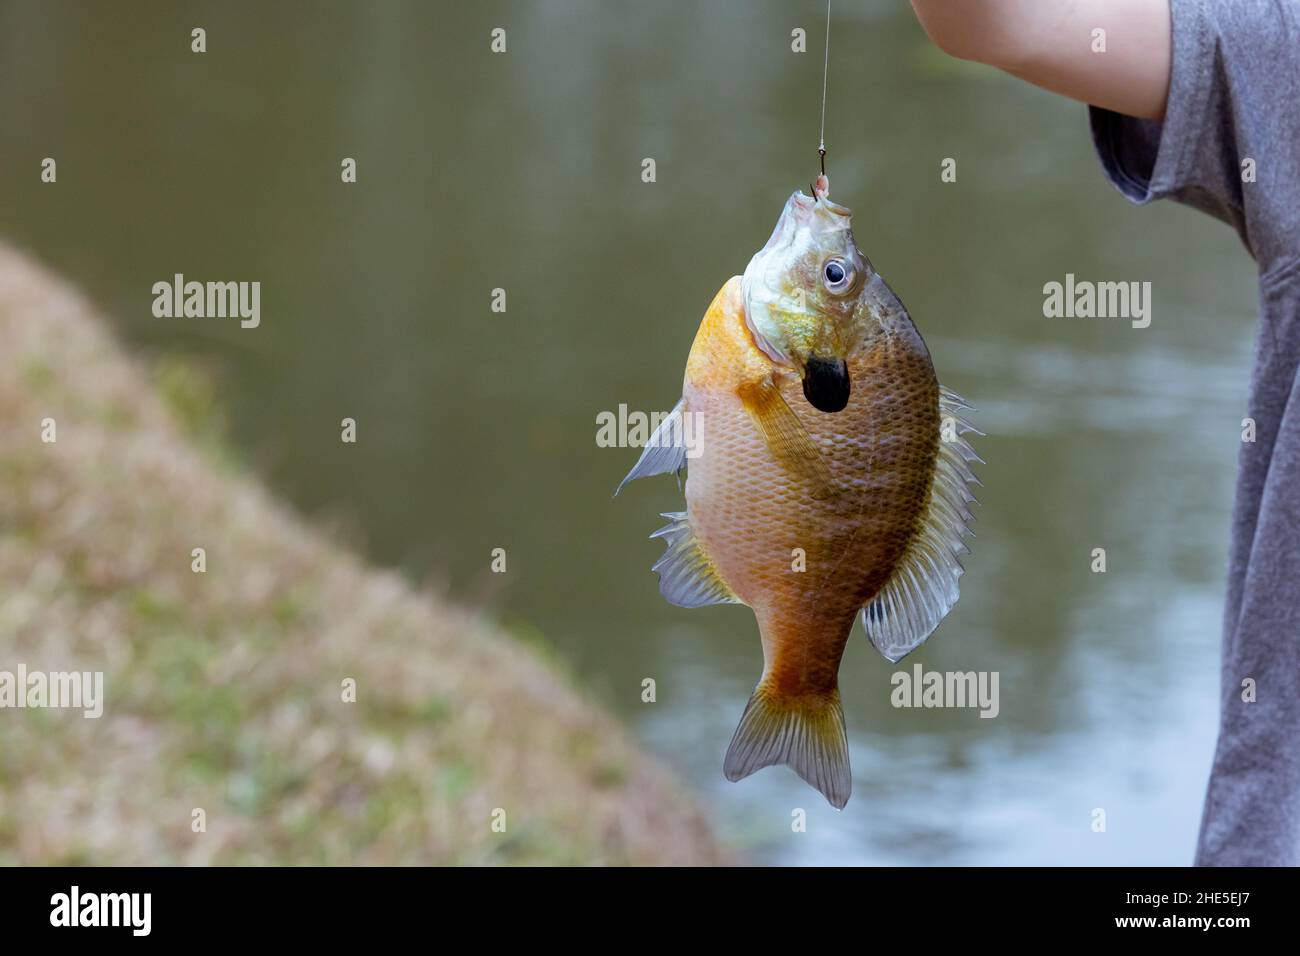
[737,379,837,499]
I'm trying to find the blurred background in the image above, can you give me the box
[0,0,1257,864]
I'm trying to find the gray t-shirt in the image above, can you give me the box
[1090,0,1300,866]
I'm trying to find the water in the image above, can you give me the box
[0,0,1259,864]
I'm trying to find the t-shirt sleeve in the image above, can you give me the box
[1088,0,1284,246]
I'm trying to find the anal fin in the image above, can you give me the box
[649,511,740,608]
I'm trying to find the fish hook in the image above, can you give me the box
[813,149,830,200]
[814,0,831,200]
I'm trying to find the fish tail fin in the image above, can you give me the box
[723,680,851,809]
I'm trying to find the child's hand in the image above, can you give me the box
[910,0,1171,120]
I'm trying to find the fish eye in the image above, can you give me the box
[823,258,852,293]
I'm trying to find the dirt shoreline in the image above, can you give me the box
[0,243,724,865]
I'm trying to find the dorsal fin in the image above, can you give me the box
[862,385,983,662]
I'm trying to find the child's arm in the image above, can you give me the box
[909,0,1172,120]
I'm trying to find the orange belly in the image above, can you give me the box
[683,277,939,698]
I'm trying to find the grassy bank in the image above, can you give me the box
[0,243,723,865]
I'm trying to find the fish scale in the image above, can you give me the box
[620,188,980,808]
[689,279,938,679]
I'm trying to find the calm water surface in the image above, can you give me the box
[0,0,1258,864]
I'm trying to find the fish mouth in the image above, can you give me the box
[772,191,852,241]
[792,189,852,219]
[754,190,853,260]
[801,356,850,412]
[741,189,857,372]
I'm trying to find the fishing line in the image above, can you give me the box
[818,0,831,177]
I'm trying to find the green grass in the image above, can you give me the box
[0,242,723,866]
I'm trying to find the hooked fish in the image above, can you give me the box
[618,181,981,809]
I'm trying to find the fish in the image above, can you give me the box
[617,182,982,809]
